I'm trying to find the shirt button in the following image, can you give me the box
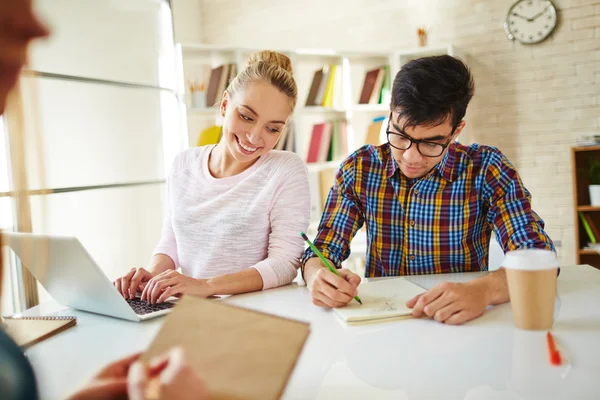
[409,220,415,226]
[414,190,419,195]
[409,255,415,261]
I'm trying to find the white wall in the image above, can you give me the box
[192,0,600,265]
[171,0,204,43]
[16,0,181,285]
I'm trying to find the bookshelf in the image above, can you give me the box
[572,145,600,269]
[179,43,459,236]
[179,44,459,149]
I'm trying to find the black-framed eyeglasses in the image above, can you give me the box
[385,113,455,158]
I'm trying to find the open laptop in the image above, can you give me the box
[2,232,176,322]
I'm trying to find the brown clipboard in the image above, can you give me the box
[141,295,310,400]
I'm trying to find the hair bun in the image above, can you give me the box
[245,51,293,75]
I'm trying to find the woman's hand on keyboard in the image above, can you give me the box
[114,268,154,300]
[140,270,214,304]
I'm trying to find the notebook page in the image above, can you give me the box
[333,278,427,323]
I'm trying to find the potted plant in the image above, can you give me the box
[588,156,600,206]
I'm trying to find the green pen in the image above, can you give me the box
[300,232,362,305]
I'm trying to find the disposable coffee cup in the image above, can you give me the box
[503,249,559,330]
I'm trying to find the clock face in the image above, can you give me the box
[505,0,557,44]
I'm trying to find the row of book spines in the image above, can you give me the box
[305,65,339,107]
[306,120,348,163]
[305,64,391,108]
[579,211,600,244]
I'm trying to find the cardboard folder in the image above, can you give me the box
[141,295,310,400]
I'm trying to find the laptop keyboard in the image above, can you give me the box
[126,298,175,315]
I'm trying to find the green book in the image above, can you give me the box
[327,121,335,161]
[579,211,597,244]
[379,65,390,104]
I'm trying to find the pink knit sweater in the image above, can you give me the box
[152,145,311,289]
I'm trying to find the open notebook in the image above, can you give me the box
[333,278,427,324]
[141,295,310,400]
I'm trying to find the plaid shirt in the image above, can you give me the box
[302,142,554,277]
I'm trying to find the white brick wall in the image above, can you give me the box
[184,0,600,265]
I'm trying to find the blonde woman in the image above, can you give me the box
[114,52,311,304]
[0,1,207,399]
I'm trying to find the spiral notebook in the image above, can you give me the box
[1,316,77,348]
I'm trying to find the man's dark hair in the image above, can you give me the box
[391,55,474,131]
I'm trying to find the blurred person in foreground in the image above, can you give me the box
[0,1,207,399]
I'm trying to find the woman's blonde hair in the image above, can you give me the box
[226,50,298,111]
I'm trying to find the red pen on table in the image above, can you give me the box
[546,331,562,366]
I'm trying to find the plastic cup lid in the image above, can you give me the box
[502,249,559,271]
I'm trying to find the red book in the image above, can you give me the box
[306,123,327,163]
[317,123,333,162]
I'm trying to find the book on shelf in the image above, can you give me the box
[365,119,385,146]
[205,65,224,107]
[368,67,385,104]
[205,63,236,107]
[314,66,330,106]
[358,66,388,105]
[305,68,324,106]
[286,123,296,152]
[275,129,288,151]
[327,120,348,162]
[332,66,344,109]
[579,211,597,244]
[226,63,237,89]
[358,68,379,104]
[321,65,337,108]
[378,65,391,105]
[584,213,600,242]
[304,64,340,108]
[275,121,296,152]
[306,122,333,163]
[306,120,348,164]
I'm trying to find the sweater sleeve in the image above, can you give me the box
[250,155,311,289]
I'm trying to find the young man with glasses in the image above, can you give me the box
[301,55,555,325]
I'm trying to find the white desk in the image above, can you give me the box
[24,265,600,400]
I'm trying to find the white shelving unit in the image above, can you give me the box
[178,43,461,236]
[179,43,460,153]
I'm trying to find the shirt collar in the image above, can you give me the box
[383,144,400,179]
[383,142,461,182]
[435,142,459,182]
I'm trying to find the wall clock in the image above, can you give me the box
[505,0,557,44]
